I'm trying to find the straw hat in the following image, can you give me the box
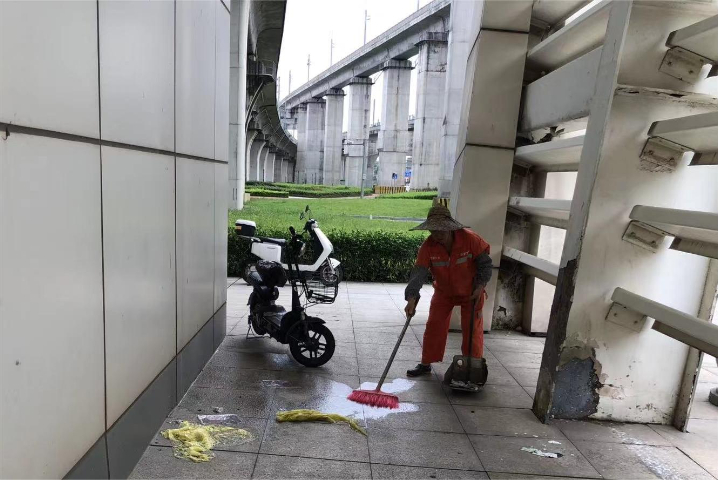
[410,201,466,231]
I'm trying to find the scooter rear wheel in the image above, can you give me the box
[289,324,335,367]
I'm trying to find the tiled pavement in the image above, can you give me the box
[132,279,718,479]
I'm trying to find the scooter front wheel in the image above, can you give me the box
[288,324,335,367]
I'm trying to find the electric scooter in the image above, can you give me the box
[236,206,342,286]
[244,225,338,367]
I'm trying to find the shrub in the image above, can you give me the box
[227,227,426,282]
[245,182,372,198]
[247,188,289,198]
[378,190,438,200]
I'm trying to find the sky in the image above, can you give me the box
[278,0,435,131]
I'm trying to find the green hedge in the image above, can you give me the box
[378,190,438,200]
[246,188,289,198]
[227,227,425,282]
[246,182,371,198]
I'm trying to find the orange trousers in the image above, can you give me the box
[422,294,484,364]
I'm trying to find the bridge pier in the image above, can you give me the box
[323,88,345,185]
[248,136,265,182]
[304,98,326,185]
[377,59,412,187]
[412,32,448,190]
[438,0,473,197]
[345,77,373,187]
[273,153,283,182]
[259,145,271,181]
[264,148,276,182]
[295,103,307,183]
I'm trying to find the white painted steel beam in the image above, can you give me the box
[611,287,718,358]
[514,135,584,171]
[648,111,718,153]
[667,14,718,63]
[531,0,591,28]
[527,0,610,71]
[520,47,600,132]
[503,246,559,285]
[629,205,718,259]
[509,197,571,228]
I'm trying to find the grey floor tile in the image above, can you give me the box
[129,446,256,479]
[359,358,437,380]
[492,351,543,369]
[208,350,301,371]
[553,419,672,446]
[353,330,421,347]
[150,407,266,454]
[484,338,546,354]
[194,365,283,390]
[356,343,424,362]
[252,454,371,479]
[178,386,275,418]
[488,474,594,480]
[453,406,564,438]
[572,441,714,479]
[650,424,718,477]
[297,354,360,376]
[220,336,289,355]
[364,402,464,433]
[260,419,370,462]
[694,381,718,400]
[368,428,483,471]
[358,377,449,404]
[506,367,539,388]
[371,464,488,479]
[689,401,718,420]
[444,385,533,408]
[470,435,600,478]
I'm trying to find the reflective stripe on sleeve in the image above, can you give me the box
[431,261,450,267]
[455,254,474,264]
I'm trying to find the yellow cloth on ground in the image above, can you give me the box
[275,409,367,436]
[161,421,252,462]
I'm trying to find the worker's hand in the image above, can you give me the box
[405,298,417,318]
[470,286,485,301]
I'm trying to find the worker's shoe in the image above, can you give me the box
[407,363,432,377]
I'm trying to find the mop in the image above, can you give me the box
[347,313,414,409]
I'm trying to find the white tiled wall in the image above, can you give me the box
[0,1,230,477]
[177,158,216,349]
[176,0,217,159]
[215,5,231,162]
[0,134,105,479]
[0,1,100,137]
[99,0,175,151]
[102,147,176,426]
[215,163,229,311]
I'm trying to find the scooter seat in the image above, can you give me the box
[258,237,286,246]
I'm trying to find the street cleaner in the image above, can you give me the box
[404,202,492,378]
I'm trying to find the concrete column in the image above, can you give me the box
[304,98,326,185]
[260,146,271,182]
[377,59,412,187]
[295,104,308,183]
[264,149,276,182]
[412,32,448,190]
[248,137,265,183]
[323,89,345,185]
[273,153,283,182]
[448,5,531,332]
[245,128,260,186]
[345,77,372,187]
[438,0,476,197]
[279,158,287,182]
[229,0,250,209]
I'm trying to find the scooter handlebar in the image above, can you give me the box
[289,226,296,237]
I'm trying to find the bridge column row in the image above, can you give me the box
[377,60,413,187]
[345,77,373,187]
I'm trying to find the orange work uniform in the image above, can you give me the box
[415,228,490,364]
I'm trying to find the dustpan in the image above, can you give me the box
[443,296,488,391]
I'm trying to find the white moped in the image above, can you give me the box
[235,206,343,286]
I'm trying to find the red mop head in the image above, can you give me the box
[347,389,400,409]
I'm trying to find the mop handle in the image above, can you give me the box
[376,312,414,391]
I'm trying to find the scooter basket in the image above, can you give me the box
[301,271,339,304]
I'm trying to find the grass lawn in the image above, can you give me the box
[229,197,432,234]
